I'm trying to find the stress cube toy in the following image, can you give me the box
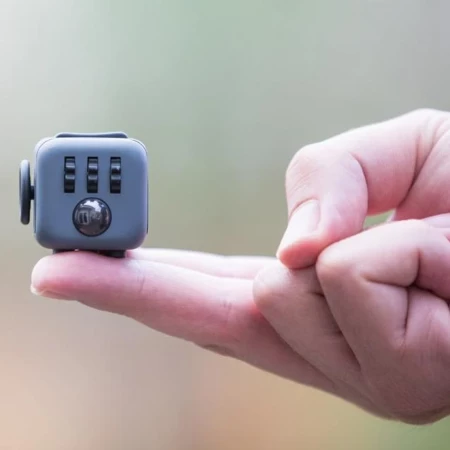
[19,132,148,258]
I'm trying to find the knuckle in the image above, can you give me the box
[397,218,432,237]
[408,108,450,150]
[383,218,431,242]
[402,108,450,132]
[285,144,327,192]
[204,275,283,359]
[412,107,450,123]
[287,144,322,172]
[408,107,442,120]
[253,261,290,313]
[316,244,357,286]
[403,217,428,229]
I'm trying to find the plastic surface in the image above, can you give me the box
[20,132,149,256]
[55,132,128,139]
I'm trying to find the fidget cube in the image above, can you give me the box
[19,132,148,258]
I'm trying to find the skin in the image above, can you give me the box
[31,108,450,425]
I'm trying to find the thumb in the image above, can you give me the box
[276,109,450,268]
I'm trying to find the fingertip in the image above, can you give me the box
[31,255,53,293]
[276,238,323,269]
[30,251,111,296]
[30,254,78,300]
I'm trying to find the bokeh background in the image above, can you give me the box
[2,0,450,448]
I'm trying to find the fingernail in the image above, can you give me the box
[30,285,71,300]
[277,200,320,255]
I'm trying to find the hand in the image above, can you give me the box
[31,108,450,424]
[276,108,450,268]
[255,214,450,425]
[31,249,339,398]
[31,217,450,424]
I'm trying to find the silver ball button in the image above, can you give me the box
[73,198,111,236]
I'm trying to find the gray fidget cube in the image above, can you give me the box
[19,132,148,258]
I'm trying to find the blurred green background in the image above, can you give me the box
[3,0,450,448]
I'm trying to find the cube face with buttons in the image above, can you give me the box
[20,132,148,257]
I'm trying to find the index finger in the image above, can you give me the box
[277,108,450,268]
[30,251,334,391]
[128,248,274,279]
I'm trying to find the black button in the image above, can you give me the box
[64,157,75,193]
[19,159,33,225]
[73,198,111,236]
[87,157,98,193]
[110,157,121,193]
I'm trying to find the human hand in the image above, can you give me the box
[255,214,450,424]
[276,108,450,268]
[30,109,450,424]
[255,108,450,424]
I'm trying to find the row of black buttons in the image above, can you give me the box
[64,157,121,193]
